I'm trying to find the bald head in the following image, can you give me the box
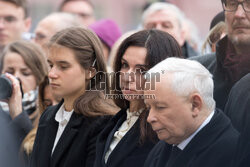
[34,12,81,48]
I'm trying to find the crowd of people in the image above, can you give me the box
[0,0,250,167]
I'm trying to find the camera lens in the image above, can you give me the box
[0,74,12,100]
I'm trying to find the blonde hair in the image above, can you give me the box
[202,22,226,54]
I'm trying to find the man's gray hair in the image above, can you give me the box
[41,12,82,30]
[142,2,186,29]
[147,57,215,111]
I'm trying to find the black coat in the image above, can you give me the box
[190,36,236,111]
[30,101,110,167]
[224,73,250,133]
[144,109,239,167]
[231,132,250,167]
[223,73,250,167]
[0,105,33,145]
[0,110,20,167]
[94,108,156,167]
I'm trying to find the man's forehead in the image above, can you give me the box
[148,9,178,20]
[0,2,25,17]
[144,97,165,105]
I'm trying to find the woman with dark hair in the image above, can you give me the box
[94,29,183,167]
[30,27,118,167]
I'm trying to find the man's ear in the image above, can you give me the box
[190,93,203,117]
[24,17,31,32]
[86,67,96,80]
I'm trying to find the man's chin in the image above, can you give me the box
[229,34,250,46]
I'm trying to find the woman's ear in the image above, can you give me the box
[86,67,96,80]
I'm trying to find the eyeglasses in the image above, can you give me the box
[222,0,250,12]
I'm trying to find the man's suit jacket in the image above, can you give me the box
[30,101,110,167]
[94,108,156,167]
[144,109,239,167]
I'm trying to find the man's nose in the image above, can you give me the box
[155,23,163,30]
[147,109,156,124]
[234,4,246,18]
[0,19,6,29]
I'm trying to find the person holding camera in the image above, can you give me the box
[0,40,48,147]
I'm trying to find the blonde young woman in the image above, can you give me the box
[0,40,48,146]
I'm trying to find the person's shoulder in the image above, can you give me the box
[213,109,239,138]
[144,141,170,167]
[189,53,216,65]
[189,53,217,73]
[92,115,112,127]
[148,140,169,157]
[39,102,63,123]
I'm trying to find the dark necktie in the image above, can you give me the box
[165,145,182,167]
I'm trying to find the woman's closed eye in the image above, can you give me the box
[121,62,128,69]
[59,65,69,70]
[22,71,33,76]
[4,69,14,75]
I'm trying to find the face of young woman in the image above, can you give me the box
[2,52,37,94]
[47,46,87,101]
[119,46,147,101]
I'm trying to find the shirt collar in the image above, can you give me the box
[177,111,215,150]
[55,103,74,124]
[126,108,143,119]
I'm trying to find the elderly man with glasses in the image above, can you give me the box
[191,0,250,113]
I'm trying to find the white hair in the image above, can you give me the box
[41,12,82,31]
[147,57,215,111]
[142,2,186,29]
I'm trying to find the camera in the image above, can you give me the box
[0,74,23,101]
[0,74,12,100]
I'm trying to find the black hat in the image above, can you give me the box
[210,11,225,30]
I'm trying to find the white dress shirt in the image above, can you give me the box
[51,104,74,154]
[104,109,142,163]
[177,111,215,150]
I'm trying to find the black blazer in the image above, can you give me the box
[94,108,156,167]
[30,101,110,167]
[144,109,239,167]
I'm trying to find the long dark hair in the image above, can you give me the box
[48,27,117,117]
[112,29,183,143]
